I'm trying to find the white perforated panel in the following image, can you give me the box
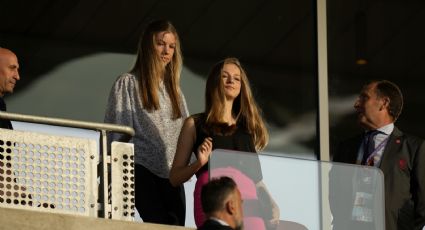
[111,142,135,221]
[0,128,98,217]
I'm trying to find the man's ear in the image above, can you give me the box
[380,97,390,111]
[226,199,236,215]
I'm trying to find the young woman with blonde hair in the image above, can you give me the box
[105,19,188,226]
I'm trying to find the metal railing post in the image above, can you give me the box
[0,111,135,219]
[101,130,111,218]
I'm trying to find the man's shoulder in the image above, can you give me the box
[337,134,363,150]
[332,134,363,163]
[392,126,424,146]
[197,219,233,230]
[0,97,6,111]
[341,134,363,143]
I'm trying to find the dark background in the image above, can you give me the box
[1,0,425,158]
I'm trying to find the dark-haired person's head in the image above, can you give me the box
[373,80,403,121]
[354,80,403,130]
[201,176,243,230]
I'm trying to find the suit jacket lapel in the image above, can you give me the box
[379,126,403,172]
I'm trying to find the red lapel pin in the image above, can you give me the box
[399,159,407,170]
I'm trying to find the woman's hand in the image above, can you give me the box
[197,137,213,166]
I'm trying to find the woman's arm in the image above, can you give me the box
[169,117,212,187]
[104,74,135,143]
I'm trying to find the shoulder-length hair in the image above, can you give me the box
[204,57,269,151]
[131,19,183,119]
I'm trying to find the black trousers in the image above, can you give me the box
[135,164,186,226]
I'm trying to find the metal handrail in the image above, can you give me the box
[0,111,135,218]
[0,111,135,138]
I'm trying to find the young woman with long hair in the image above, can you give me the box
[105,19,188,226]
[170,57,279,229]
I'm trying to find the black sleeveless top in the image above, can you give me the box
[192,113,262,182]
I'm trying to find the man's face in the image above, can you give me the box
[0,51,20,96]
[354,82,387,130]
[233,188,244,230]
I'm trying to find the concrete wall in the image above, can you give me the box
[0,207,194,230]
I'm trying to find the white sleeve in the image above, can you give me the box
[104,74,135,144]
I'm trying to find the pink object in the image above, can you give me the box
[194,167,266,230]
[194,170,209,227]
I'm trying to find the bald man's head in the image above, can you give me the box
[0,48,20,96]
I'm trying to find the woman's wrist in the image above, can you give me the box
[193,159,203,170]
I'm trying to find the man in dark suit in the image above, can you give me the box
[0,47,20,129]
[198,176,243,230]
[333,80,425,230]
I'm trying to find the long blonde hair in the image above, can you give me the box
[131,19,183,119]
[204,57,268,151]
